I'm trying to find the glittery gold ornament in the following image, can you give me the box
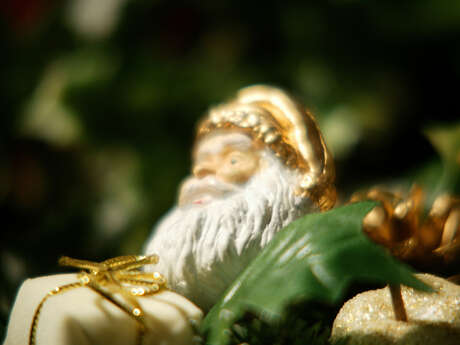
[331,274,460,345]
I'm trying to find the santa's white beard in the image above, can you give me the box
[144,151,314,310]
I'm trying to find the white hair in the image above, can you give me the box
[143,149,314,310]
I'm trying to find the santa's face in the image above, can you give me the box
[178,131,262,207]
[144,131,313,310]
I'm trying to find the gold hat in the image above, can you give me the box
[196,85,336,210]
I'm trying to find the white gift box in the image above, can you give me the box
[3,274,202,345]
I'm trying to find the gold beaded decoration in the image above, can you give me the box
[29,255,166,345]
[350,185,460,268]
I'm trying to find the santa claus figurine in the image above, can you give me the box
[144,85,336,310]
[3,85,336,344]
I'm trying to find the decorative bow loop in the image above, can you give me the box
[30,255,166,345]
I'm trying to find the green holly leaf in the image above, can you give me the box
[201,201,429,345]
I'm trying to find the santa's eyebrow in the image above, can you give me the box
[195,134,253,159]
[220,145,250,157]
[223,141,253,152]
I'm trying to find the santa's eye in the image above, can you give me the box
[227,152,244,165]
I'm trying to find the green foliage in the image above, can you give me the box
[201,202,429,345]
[425,124,460,195]
[205,298,351,345]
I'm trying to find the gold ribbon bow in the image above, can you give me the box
[30,255,166,345]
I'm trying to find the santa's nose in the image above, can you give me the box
[193,162,216,178]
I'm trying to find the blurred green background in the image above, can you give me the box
[1,0,459,332]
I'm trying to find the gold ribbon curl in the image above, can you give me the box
[29,255,166,345]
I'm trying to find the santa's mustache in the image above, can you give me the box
[178,176,241,206]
